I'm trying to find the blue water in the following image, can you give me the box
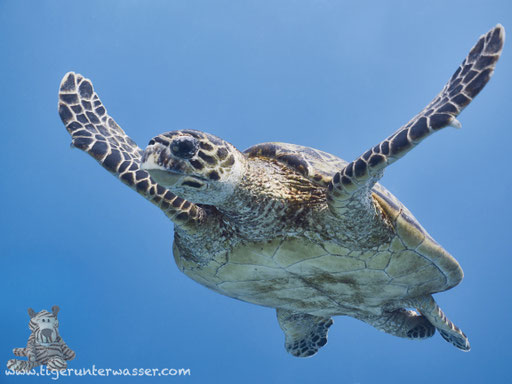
[1,1,511,383]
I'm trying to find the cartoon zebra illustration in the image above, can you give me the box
[7,306,75,372]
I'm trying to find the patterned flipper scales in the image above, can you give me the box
[58,72,205,229]
[328,25,505,210]
[276,309,333,357]
[409,295,470,351]
[361,308,435,341]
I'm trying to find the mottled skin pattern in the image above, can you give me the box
[58,26,504,358]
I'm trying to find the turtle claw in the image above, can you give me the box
[449,118,462,129]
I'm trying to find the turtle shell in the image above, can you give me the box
[174,142,463,317]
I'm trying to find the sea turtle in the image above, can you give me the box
[58,25,504,357]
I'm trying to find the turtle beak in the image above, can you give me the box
[141,144,208,189]
[141,144,185,185]
[144,168,183,186]
[141,144,164,170]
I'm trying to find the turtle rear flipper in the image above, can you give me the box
[360,308,435,341]
[276,309,333,357]
[409,295,470,351]
[327,25,505,213]
[58,72,205,229]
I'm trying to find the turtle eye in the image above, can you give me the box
[170,136,198,159]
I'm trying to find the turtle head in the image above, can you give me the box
[141,130,246,206]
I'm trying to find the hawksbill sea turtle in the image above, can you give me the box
[58,25,504,357]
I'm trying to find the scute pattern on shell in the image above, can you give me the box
[175,229,457,318]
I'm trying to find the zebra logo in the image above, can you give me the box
[7,306,76,372]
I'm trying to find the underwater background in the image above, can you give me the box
[1,1,511,383]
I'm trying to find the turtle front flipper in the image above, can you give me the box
[58,72,205,229]
[327,25,504,213]
[276,309,333,357]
